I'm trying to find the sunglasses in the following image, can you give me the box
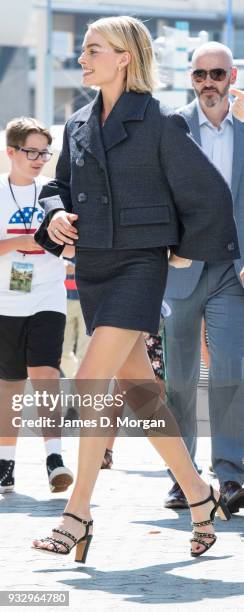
[9,145,53,162]
[192,68,230,83]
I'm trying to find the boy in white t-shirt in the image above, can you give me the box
[0,117,74,494]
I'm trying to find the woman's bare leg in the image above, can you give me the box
[117,334,220,554]
[33,326,141,551]
[33,329,221,555]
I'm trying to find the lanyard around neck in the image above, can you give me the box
[8,177,37,233]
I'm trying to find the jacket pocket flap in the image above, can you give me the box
[120,206,170,226]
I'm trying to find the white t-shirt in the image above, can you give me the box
[0,173,66,316]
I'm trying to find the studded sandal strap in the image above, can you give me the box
[62,512,93,526]
[52,528,77,544]
[40,537,70,554]
[192,531,216,539]
[190,536,216,549]
[192,519,213,527]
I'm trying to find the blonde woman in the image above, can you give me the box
[33,16,239,561]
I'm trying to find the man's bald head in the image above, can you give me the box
[191,42,237,112]
[192,42,233,70]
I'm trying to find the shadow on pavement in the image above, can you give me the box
[114,468,169,478]
[33,558,244,605]
[133,513,244,534]
[0,493,98,516]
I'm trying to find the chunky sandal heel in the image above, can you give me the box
[75,534,93,563]
[32,511,93,563]
[216,497,232,521]
[189,485,231,558]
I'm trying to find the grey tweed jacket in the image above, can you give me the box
[35,90,239,262]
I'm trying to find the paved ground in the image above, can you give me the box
[1,390,244,612]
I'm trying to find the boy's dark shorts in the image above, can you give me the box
[0,311,66,380]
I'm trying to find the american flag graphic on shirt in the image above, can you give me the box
[7,206,45,254]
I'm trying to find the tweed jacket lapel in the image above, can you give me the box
[72,90,151,166]
[72,92,107,171]
[231,117,244,203]
[101,91,151,152]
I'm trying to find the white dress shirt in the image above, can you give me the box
[197,100,233,188]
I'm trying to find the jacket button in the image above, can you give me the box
[227,242,235,251]
[101,195,109,205]
[76,158,85,167]
[77,192,87,203]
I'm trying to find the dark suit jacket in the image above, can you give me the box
[165,99,244,299]
[35,90,239,262]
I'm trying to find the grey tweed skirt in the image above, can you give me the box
[75,247,168,336]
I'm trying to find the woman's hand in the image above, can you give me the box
[168,253,192,268]
[230,88,244,121]
[48,211,79,245]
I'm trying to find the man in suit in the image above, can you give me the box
[164,42,244,513]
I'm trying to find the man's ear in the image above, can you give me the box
[230,66,238,85]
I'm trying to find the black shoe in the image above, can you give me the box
[220,481,244,514]
[64,407,79,422]
[0,459,15,493]
[46,454,73,493]
[101,449,113,469]
[164,482,188,509]
[208,464,216,477]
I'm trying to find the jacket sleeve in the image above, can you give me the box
[160,113,240,262]
[39,122,73,215]
[34,122,73,256]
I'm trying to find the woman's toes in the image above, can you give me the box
[191,542,204,554]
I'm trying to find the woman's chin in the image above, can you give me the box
[82,76,96,87]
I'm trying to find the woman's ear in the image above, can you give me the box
[118,51,131,71]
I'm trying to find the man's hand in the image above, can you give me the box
[48,211,79,245]
[240,267,244,287]
[230,88,244,121]
[169,253,192,268]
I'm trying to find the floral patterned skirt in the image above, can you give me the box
[144,332,165,381]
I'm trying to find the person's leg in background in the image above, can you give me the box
[0,379,26,492]
[0,316,28,493]
[60,299,79,379]
[27,311,73,493]
[75,300,90,367]
[163,280,206,508]
[205,262,244,513]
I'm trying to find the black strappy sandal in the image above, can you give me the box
[189,485,231,558]
[101,448,113,469]
[32,512,93,563]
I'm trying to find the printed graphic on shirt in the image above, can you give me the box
[7,206,45,254]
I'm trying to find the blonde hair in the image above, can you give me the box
[88,16,159,93]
